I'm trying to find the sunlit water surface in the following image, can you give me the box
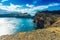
[0,18,35,36]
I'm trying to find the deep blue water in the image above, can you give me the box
[0,18,35,36]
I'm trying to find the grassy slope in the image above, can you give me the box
[1,27,60,40]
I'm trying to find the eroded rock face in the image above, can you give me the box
[34,11,60,29]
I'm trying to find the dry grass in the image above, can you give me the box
[46,27,60,34]
[51,18,60,27]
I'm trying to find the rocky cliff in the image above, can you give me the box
[34,10,60,29]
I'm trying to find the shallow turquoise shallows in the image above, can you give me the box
[0,18,35,36]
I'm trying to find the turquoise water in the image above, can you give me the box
[0,18,35,36]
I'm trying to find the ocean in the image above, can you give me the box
[0,18,35,36]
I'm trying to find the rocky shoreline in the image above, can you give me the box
[0,10,60,40]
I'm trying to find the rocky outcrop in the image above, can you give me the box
[34,11,60,29]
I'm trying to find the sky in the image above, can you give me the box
[0,0,60,15]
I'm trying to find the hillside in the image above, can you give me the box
[34,10,60,29]
[51,17,60,27]
[0,27,60,40]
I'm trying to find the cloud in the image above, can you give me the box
[26,4,34,8]
[22,3,60,13]
[0,3,22,12]
[0,3,60,15]
[32,3,60,11]
[48,3,60,6]
[1,0,8,2]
